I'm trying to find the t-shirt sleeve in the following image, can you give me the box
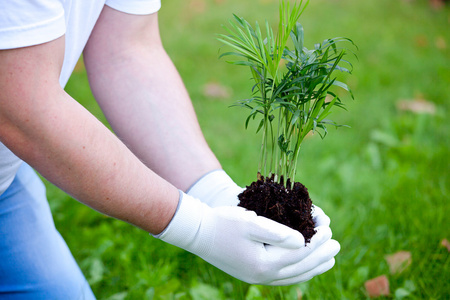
[105,0,161,15]
[0,0,65,50]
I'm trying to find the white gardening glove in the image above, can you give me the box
[311,204,331,227]
[186,169,243,207]
[155,191,340,286]
[188,170,332,227]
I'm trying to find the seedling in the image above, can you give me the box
[218,0,356,242]
[218,0,356,187]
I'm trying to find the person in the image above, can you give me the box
[0,0,340,298]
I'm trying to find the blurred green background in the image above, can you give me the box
[51,0,450,298]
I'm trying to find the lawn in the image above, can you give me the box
[50,0,450,298]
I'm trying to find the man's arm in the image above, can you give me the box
[0,36,179,234]
[83,7,221,191]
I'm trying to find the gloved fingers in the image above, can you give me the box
[293,239,340,273]
[270,239,339,284]
[247,215,305,249]
[265,227,339,273]
[307,225,333,249]
[311,204,330,227]
[212,184,243,207]
[240,206,329,250]
[267,258,336,286]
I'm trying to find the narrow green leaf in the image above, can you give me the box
[256,118,265,133]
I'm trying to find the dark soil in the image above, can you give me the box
[238,175,316,244]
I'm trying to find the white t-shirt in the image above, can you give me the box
[0,0,161,196]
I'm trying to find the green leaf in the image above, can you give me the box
[256,118,265,133]
[245,112,257,129]
[370,130,399,147]
[218,51,252,60]
[294,22,304,54]
[106,292,128,300]
[88,258,104,285]
[228,60,259,67]
[217,38,260,62]
[394,288,411,299]
[190,283,224,300]
[317,96,337,122]
[332,80,354,99]
[245,285,264,300]
[278,134,289,153]
[348,266,370,289]
[291,109,301,125]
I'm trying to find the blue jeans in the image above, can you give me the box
[0,163,95,299]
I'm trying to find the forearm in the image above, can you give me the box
[84,8,221,191]
[0,81,178,234]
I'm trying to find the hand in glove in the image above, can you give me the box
[155,192,340,286]
[311,204,331,227]
[187,169,243,207]
[187,170,333,233]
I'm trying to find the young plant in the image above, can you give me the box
[218,0,356,187]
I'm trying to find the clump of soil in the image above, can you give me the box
[238,175,316,244]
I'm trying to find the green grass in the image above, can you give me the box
[50,0,450,298]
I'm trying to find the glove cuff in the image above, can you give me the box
[187,169,242,207]
[154,191,213,253]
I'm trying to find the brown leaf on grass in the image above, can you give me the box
[441,238,450,252]
[414,35,428,48]
[365,275,390,298]
[385,251,412,274]
[430,0,446,10]
[396,99,436,115]
[435,36,447,50]
[203,82,231,99]
[189,0,206,14]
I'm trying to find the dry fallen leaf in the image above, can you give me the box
[430,0,446,10]
[435,36,447,50]
[365,275,390,298]
[385,251,412,274]
[396,99,436,115]
[415,35,428,48]
[441,238,450,252]
[189,0,206,14]
[203,82,231,99]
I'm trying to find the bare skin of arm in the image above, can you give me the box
[83,7,222,191]
[0,35,179,234]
